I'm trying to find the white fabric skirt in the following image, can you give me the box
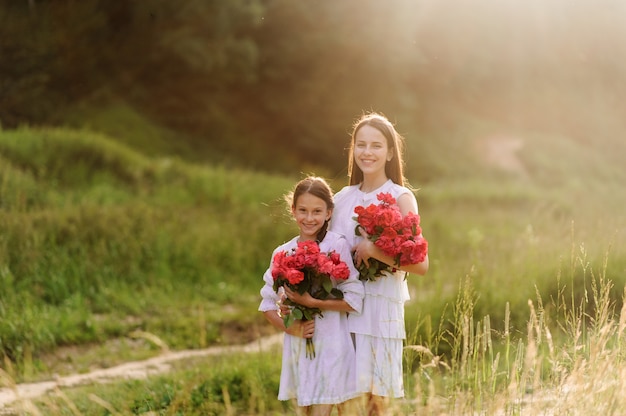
[353,333,404,398]
[278,311,360,406]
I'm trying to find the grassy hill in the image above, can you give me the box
[0,127,300,371]
[2,118,625,355]
[1,115,625,413]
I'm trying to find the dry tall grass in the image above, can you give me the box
[397,245,626,416]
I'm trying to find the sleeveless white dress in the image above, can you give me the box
[330,179,417,398]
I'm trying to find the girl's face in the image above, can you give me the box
[291,192,332,241]
[353,124,393,177]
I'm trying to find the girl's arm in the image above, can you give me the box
[283,287,356,312]
[262,309,315,338]
[354,192,429,276]
[259,253,315,338]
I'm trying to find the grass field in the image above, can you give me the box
[1,122,625,414]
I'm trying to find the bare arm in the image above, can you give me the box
[262,310,315,338]
[355,236,429,275]
[283,286,356,312]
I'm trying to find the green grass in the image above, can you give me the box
[9,248,625,415]
[0,127,298,377]
[24,350,286,415]
[62,99,201,162]
[1,122,626,414]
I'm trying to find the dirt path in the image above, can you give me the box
[0,333,284,409]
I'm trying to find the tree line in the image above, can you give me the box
[2,0,625,177]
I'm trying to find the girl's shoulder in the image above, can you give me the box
[321,230,350,249]
[324,229,344,242]
[271,236,299,255]
[333,184,360,201]
[383,181,416,201]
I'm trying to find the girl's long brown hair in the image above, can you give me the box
[347,112,406,186]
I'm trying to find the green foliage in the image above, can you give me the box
[0,127,298,370]
[31,352,285,415]
[1,2,626,412]
[63,100,201,161]
[4,1,626,180]
[1,121,625,381]
[0,154,46,210]
[0,115,622,412]
[0,127,151,190]
[22,255,626,415]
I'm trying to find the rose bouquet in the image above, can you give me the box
[271,239,351,358]
[353,192,428,281]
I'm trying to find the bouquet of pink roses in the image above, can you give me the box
[271,239,351,358]
[353,192,428,281]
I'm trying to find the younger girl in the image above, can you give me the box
[259,176,364,416]
[330,112,430,415]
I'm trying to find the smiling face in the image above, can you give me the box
[353,124,393,179]
[291,192,332,241]
[347,113,406,186]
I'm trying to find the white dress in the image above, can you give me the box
[258,230,364,406]
[330,179,417,398]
